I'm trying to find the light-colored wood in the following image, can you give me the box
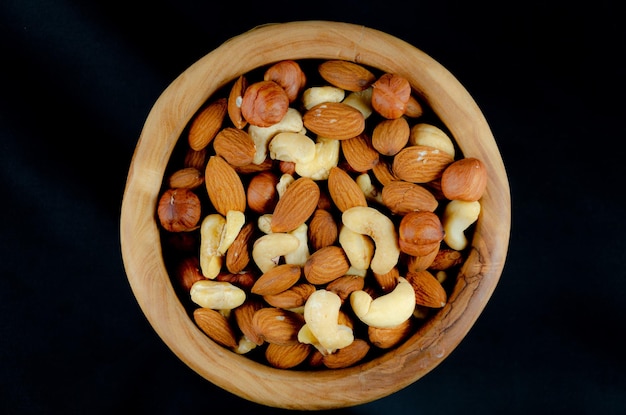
[120,20,511,410]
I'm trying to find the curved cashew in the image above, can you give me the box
[442,200,481,250]
[341,206,400,275]
[251,233,300,273]
[409,123,455,158]
[276,173,295,199]
[342,87,373,119]
[338,224,374,271]
[284,223,310,266]
[269,132,316,164]
[257,213,273,234]
[199,214,226,279]
[350,277,416,328]
[302,85,345,110]
[295,136,340,180]
[190,279,246,310]
[217,210,245,255]
[248,108,304,164]
[356,172,384,204]
[298,289,354,354]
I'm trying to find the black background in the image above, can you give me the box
[2,1,625,414]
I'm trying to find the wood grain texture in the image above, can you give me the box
[120,20,511,410]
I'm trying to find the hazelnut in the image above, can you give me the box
[371,73,411,119]
[240,80,290,127]
[157,188,202,232]
[247,171,280,214]
[264,60,307,103]
[398,211,444,257]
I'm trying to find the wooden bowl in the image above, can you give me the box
[120,20,511,410]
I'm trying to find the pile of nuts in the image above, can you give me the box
[156,59,487,370]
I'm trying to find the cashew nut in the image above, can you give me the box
[190,279,246,310]
[276,173,295,199]
[199,214,226,279]
[342,87,373,119]
[295,136,340,180]
[199,211,245,279]
[248,108,304,164]
[409,123,455,158]
[442,199,481,250]
[284,223,310,266]
[298,289,354,354]
[341,206,400,275]
[269,132,316,164]
[350,277,416,328]
[356,172,384,205]
[302,85,345,110]
[251,232,300,273]
[338,224,374,271]
[257,213,273,234]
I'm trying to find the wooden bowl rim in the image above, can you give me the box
[120,20,511,410]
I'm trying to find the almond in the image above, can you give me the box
[193,307,238,348]
[263,283,316,309]
[367,318,414,349]
[327,167,368,212]
[225,222,255,274]
[188,98,228,151]
[405,270,447,308]
[322,338,370,369]
[303,102,365,140]
[233,298,265,346]
[270,177,320,233]
[251,263,302,296]
[308,209,338,250]
[392,145,454,183]
[405,245,440,272]
[174,256,206,292]
[168,167,204,189]
[251,307,305,345]
[184,146,207,171]
[265,342,311,369]
[440,157,488,201]
[371,158,397,186]
[227,74,248,129]
[204,155,247,215]
[215,270,256,291]
[381,180,439,215]
[303,246,350,285]
[371,117,410,156]
[212,127,256,167]
[372,267,399,293]
[241,80,290,127]
[340,133,379,172]
[429,248,464,270]
[318,60,376,92]
[326,274,365,302]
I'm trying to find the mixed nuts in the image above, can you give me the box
[156,58,487,370]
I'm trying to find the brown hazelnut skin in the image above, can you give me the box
[157,188,202,232]
[247,171,279,214]
[398,211,445,257]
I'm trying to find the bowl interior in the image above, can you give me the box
[120,20,511,410]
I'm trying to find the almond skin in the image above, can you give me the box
[212,127,256,167]
[193,308,238,348]
[308,209,338,250]
[265,342,311,369]
[233,299,265,346]
[168,167,204,189]
[252,307,305,345]
[440,157,488,201]
[204,155,247,215]
[372,117,410,156]
[322,338,370,369]
[270,177,320,233]
[327,167,368,212]
[318,60,376,92]
[326,275,365,303]
[368,318,414,349]
[227,74,248,129]
[303,246,351,285]
[188,98,228,151]
[392,145,454,183]
[225,222,255,274]
[381,180,438,215]
[251,264,302,296]
[340,133,380,172]
[405,270,447,308]
[303,102,365,140]
[263,283,316,309]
